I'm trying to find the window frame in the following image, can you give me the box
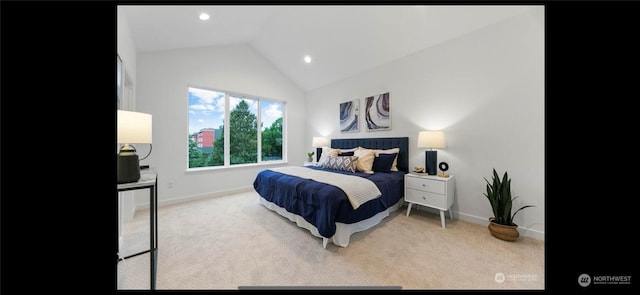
[186,85,287,171]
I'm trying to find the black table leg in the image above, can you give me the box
[150,185,156,290]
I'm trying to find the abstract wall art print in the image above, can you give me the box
[339,99,359,133]
[365,92,390,131]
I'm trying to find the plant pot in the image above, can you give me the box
[488,217,519,241]
[307,157,313,162]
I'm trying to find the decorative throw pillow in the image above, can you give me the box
[317,147,339,166]
[372,153,397,173]
[353,148,376,174]
[321,155,358,173]
[339,147,358,153]
[338,151,354,156]
[360,147,400,171]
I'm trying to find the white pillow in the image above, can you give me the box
[353,148,376,174]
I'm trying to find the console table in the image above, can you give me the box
[117,170,158,290]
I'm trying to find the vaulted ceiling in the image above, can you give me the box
[119,5,537,92]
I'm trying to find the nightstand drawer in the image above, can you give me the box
[405,188,447,209]
[405,176,445,194]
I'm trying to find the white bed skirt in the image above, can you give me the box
[258,197,403,248]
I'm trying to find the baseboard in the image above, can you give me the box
[402,203,544,241]
[134,186,254,210]
[456,212,545,241]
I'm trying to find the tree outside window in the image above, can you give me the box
[188,86,284,168]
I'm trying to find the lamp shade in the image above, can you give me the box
[312,136,330,147]
[417,131,445,149]
[117,110,152,184]
[118,110,152,144]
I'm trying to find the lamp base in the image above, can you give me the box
[425,150,437,175]
[118,149,141,184]
[316,147,323,163]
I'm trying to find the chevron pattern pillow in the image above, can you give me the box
[321,155,359,173]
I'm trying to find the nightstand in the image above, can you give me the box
[303,162,317,167]
[404,172,455,228]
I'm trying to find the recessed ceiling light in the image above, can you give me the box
[199,13,210,21]
[304,56,312,63]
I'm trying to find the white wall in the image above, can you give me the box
[305,8,544,239]
[135,44,306,205]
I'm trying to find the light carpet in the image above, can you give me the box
[117,190,544,290]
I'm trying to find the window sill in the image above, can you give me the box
[185,161,288,173]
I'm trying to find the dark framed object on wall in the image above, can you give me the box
[365,92,390,131]
[339,99,359,133]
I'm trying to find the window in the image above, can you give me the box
[188,86,285,169]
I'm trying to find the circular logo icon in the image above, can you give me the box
[495,272,506,283]
[578,273,591,287]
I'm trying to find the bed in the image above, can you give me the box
[253,137,408,248]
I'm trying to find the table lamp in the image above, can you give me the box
[417,131,445,175]
[118,110,152,184]
[312,136,330,162]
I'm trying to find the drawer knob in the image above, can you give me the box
[422,196,426,200]
[422,184,426,187]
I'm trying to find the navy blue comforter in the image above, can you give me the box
[253,166,405,238]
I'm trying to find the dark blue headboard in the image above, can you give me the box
[331,137,409,173]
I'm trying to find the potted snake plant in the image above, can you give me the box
[483,169,535,241]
